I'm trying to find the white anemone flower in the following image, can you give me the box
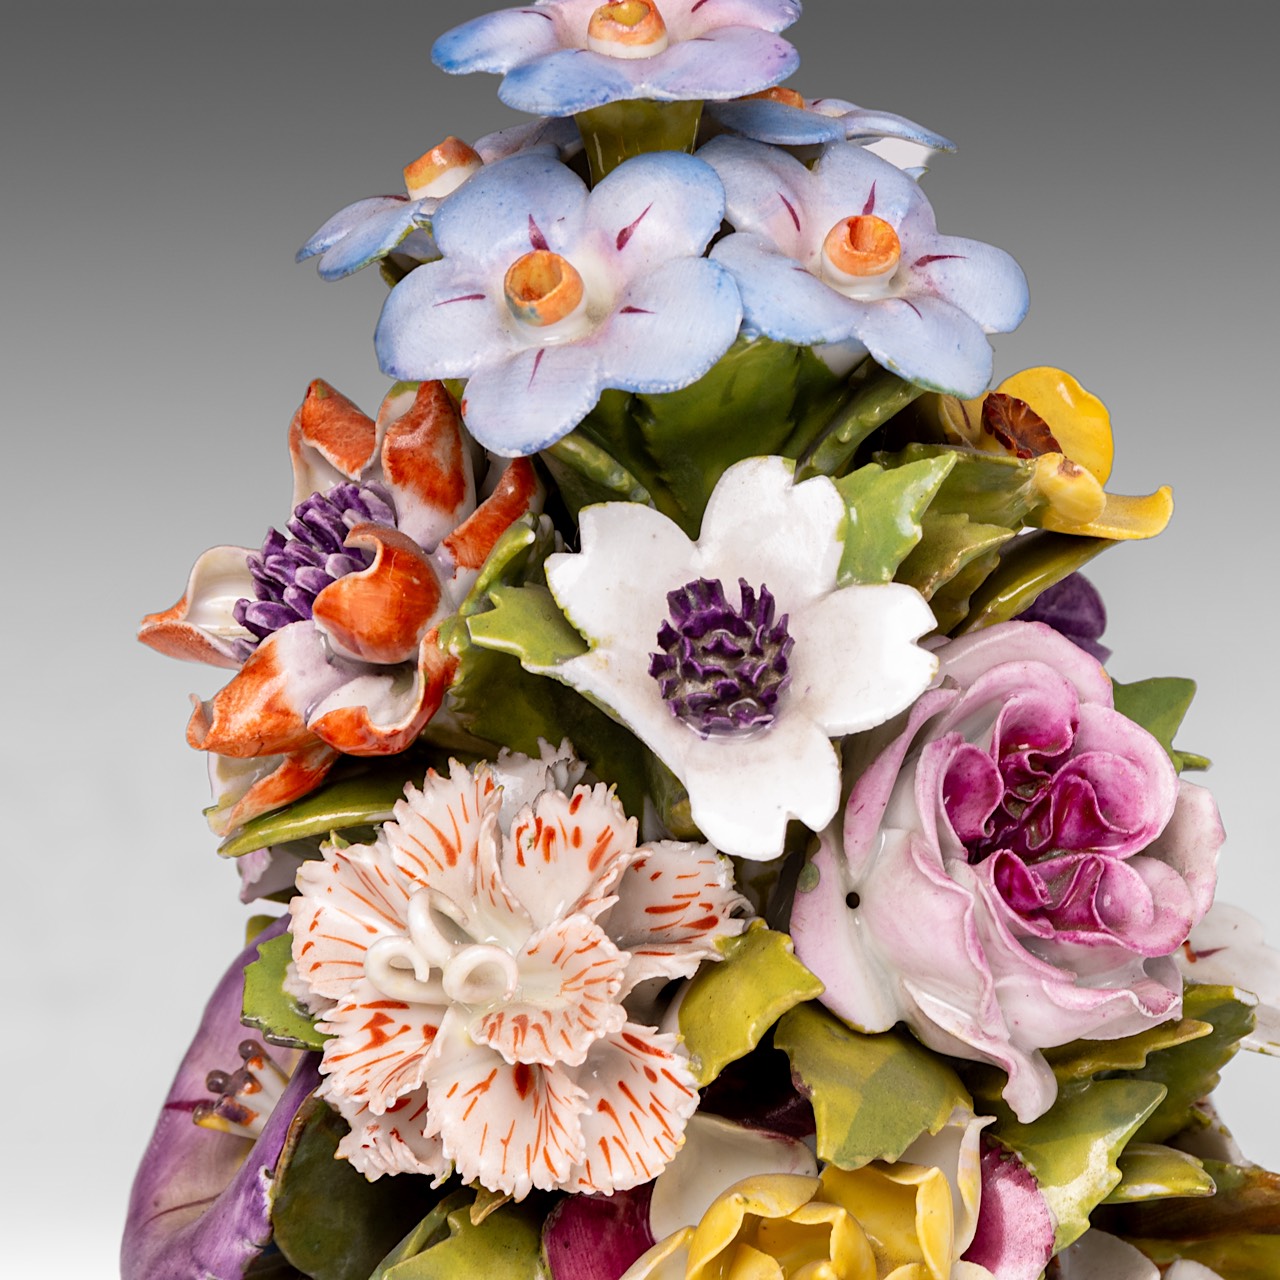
[542,456,938,859]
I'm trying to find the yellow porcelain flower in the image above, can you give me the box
[625,1116,994,1280]
[932,366,1172,540]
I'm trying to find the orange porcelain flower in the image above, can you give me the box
[139,379,542,835]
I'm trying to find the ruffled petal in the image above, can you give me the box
[316,977,444,1114]
[316,199,431,281]
[607,841,748,991]
[475,914,628,1067]
[570,1025,700,1194]
[331,1087,446,1182]
[291,830,413,1000]
[296,194,410,262]
[426,1017,589,1200]
[502,782,637,930]
[204,741,340,836]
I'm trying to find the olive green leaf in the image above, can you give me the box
[833,454,956,586]
[242,931,328,1051]
[456,587,647,817]
[774,1003,971,1171]
[1103,1161,1280,1280]
[1127,985,1257,1144]
[878,444,1040,527]
[895,511,1014,632]
[679,923,824,1087]
[1043,1018,1213,1084]
[988,1077,1167,1250]
[951,529,1113,635]
[379,1198,548,1280]
[797,364,924,479]
[367,1192,473,1280]
[541,431,652,519]
[1102,1143,1216,1204]
[1111,676,1211,772]
[217,768,414,857]
[271,1097,437,1280]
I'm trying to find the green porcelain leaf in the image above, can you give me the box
[988,1077,1167,1250]
[877,444,1039,526]
[541,432,652,519]
[833,454,955,586]
[1111,676,1211,772]
[1104,1161,1280,1279]
[894,511,1013,627]
[379,1199,547,1280]
[678,924,824,1087]
[271,1097,435,1280]
[453,515,556,620]
[242,931,328,1051]
[1127,984,1256,1144]
[951,529,1113,635]
[1102,1143,1216,1203]
[218,769,413,857]
[798,365,923,479]
[466,584,589,670]
[452,588,647,817]
[368,1192,473,1280]
[1043,1018,1214,1084]
[774,1003,971,1171]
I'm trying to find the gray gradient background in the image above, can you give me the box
[4,2,1277,1274]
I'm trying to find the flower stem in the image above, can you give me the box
[575,99,704,184]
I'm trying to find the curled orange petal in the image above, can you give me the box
[308,629,458,755]
[311,524,445,665]
[442,457,543,573]
[138,545,256,669]
[288,378,379,506]
[207,741,340,837]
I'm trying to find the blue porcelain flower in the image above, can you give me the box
[374,149,742,455]
[701,136,1029,395]
[432,0,802,116]
[296,137,485,281]
[705,90,954,174]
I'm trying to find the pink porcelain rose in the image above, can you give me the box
[791,620,1223,1122]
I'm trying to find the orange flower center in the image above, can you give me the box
[587,1,669,57]
[504,250,586,327]
[742,86,807,109]
[823,215,902,279]
[403,136,483,200]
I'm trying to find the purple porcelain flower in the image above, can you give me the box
[791,620,1223,1122]
[122,919,321,1280]
[700,136,1028,393]
[374,149,742,455]
[432,0,801,116]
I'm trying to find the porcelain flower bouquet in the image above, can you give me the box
[123,3,1280,1278]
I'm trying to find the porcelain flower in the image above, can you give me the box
[374,148,741,456]
[288,745,749,1198]
[705,87,955,174]
[432,0,801,116]
[139,379,542,834]
[296,136,484,281]
[929,367,1173,539]
[122,918,321,1280]
[540,456,937,859]
[792,620,1223,1122]
[623,1107,994,1280]
[1047,1231,1223,1280]
[700,136,1028,393]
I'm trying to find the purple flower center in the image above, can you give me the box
[234,483,397,645]
[649,577,793,737]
